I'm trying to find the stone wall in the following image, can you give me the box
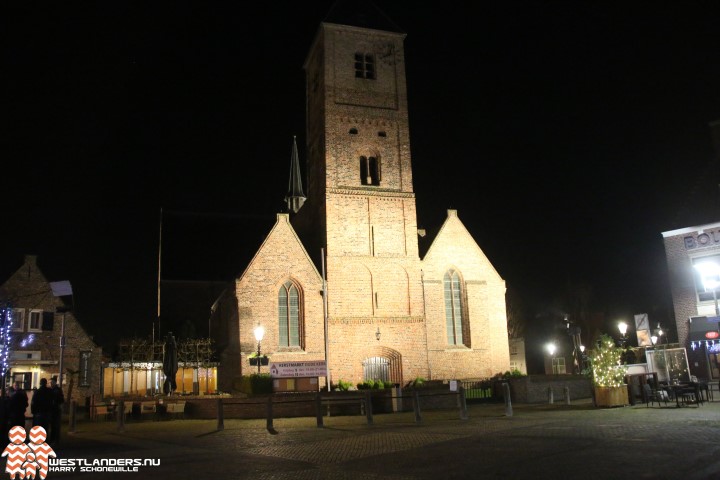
[507,375,593,404]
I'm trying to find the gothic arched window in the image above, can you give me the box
[278,281,303,347]
[444,270,467,346]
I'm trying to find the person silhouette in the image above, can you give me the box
[2,426,30,480]
[20,451,38,480]
[26,427,55,480]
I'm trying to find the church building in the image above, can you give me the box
[232,2,510,388]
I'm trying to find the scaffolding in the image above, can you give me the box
[107,337,217,396]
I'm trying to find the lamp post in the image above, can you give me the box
[546,343,557,374]
[253,325,265,374]
[694,261,720,317]
[579,344,587,371]
[617,321,628,347]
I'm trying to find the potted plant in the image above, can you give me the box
[248,353,269,366]
[589,334,628,407]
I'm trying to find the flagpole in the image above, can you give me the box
[157,207,163,340]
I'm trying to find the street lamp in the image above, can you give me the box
[617,321,628,345]
[694,261,720,316]
[546,343,557,374]
[253,325,265,374]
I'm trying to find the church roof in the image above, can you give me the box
[323,0,404,33]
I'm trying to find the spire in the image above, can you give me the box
[285,136,306,213]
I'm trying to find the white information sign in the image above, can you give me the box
[270,361,327,378]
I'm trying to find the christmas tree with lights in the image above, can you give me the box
[589,334,627,388]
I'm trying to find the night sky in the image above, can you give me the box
[4,1,720,355]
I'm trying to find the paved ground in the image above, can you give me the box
[39,398,720,479]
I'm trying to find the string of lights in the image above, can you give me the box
[0,304,14,378]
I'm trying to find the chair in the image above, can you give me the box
[679,383,701,407]
[642,383,667,407]
[166,401,186,419]
[140,401,157,420]
[93,405,110,421]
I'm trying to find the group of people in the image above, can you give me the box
[1,377,64,444]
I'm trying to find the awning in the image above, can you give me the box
[689,316,720,342]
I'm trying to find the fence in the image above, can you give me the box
[67,388,475,433]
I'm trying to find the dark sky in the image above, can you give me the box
[4,1,720,353]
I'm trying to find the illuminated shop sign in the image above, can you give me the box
[684,230,720,249]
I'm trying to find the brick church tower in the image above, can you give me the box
[234,2,509,389]
[293,2,427,382]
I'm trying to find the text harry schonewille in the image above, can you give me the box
[49,458,161,473]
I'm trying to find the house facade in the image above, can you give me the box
[0,255,102,403]
[229,5,510,389]
[663,222,720,381]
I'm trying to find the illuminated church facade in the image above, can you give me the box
[231,4,510,388]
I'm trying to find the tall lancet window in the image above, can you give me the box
[279,281,302,347]
[360,156,369,185]
[444,270,467,346]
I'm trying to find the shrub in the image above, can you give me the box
[237,373,272,395]
[409,377,425,388]
[334,379,353,391]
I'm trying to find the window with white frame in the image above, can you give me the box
[692,254,720,303]
[28,310,43,332]
[11,309,25,332]
[552,357,566,374]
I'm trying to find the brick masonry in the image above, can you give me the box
[232,16,509,389]
[662,222,720,380]
[0,255,103,404]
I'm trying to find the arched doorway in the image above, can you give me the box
[362,347,402,385]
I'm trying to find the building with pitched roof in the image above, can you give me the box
[228,2,510,389]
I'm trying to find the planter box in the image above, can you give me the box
[594,385,628,407]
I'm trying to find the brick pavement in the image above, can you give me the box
[39,399,720,479]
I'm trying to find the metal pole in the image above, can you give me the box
[503,382,513,417]
[216,398,224,431]
[321,248,331,390]
[257,341,261,374]
[58,312,66,387]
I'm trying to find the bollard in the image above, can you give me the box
[68,400,77,434]
[216,398,224,431]
[266,396,274,431]
[458,387,468,420]
[413,390,422,423]
[315,393,323,428]
[503,382,513,417]
[117,400,125,432]
[564,386,571,406]
[548,387,554,404]
[365,391,373,425]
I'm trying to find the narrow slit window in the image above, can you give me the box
[360,156,369,185]
[369,157,380,185]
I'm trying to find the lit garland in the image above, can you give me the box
[589,333,627,388]
[0,305,13,378]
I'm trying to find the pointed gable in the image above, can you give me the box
[422,210,504,283]
[237,214,321,286]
